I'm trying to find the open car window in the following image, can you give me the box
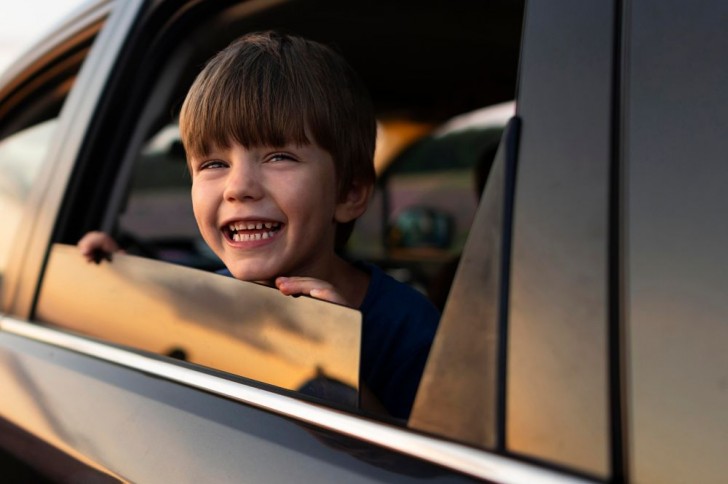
[34,0,524,429]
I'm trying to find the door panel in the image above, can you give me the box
[0,329,468,482]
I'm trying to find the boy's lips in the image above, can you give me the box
[221,219,284,243]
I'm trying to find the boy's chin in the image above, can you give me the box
[226,263,277,285]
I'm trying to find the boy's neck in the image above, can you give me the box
[329,256,371,308]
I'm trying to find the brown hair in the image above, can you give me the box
[179,31,376,200]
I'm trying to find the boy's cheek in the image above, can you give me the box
[190,206,218,252]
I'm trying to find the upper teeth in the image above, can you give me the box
[229,221,279,231]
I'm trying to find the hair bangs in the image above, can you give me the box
[181,44,314,160]
[179,30,375,202]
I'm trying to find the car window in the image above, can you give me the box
[0,3,108,315]
[410,117,519,448]
[0,21,96,300]
[36,243,362,408]
[0,120,59,278]
[348,106,511,310]
[34,0,524,427]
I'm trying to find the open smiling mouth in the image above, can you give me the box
[225,221,282,242]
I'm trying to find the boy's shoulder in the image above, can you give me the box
[357,262,440,419]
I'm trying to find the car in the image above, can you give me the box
[1,0,726,482]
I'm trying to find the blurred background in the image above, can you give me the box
[0,0,87,76]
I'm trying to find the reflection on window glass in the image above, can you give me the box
[0,119,59,276]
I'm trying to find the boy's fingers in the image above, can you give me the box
[308,288,346,305]
[91,249,113,264]
[275,276,325,295]
[78,231,121,263]
[275,277,348,306]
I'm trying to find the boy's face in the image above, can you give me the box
[189,140,349,282]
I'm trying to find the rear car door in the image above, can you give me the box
[3,0,725,482]
[2,0,576,482]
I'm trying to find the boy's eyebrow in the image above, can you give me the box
[186,149,219,167]
[192,144,226,160]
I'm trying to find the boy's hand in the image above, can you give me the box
[78,231,123,264]
[275,277,349,307]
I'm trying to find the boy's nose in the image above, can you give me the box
[223,162,264,202]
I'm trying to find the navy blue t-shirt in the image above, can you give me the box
[357,263,440,419]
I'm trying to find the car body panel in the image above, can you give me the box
[624,0,728,482]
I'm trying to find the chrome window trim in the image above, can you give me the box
[1,318,591,484]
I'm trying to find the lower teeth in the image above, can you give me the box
[232,231,275,242]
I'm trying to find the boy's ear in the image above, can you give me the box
[335,181,373,223]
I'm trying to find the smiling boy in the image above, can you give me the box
[181,32,378,308]
[81,31,439,419]
[189,141,370,307]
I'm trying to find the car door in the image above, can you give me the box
[2,0,576,482]
[9,0,725,482]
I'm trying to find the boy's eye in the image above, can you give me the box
[199,159,227,170]
[268,152,297,163]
